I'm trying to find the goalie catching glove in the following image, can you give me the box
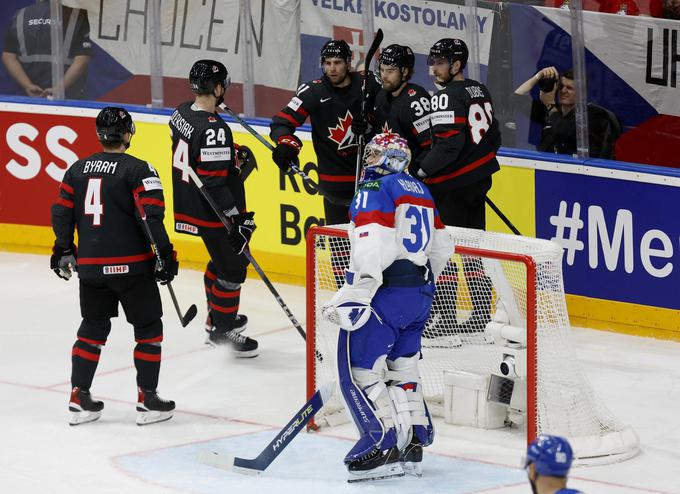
[51,244,77,280]
[321,270,378,331]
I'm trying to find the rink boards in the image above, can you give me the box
[1,97,679,340]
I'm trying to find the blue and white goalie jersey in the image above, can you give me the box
[347,172,452,296]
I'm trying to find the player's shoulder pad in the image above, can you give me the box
[405,83,430,99]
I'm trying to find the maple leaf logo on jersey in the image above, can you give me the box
[381,122,393,134]
[408,88,416,97]
[327,110,357,150]
[208,116,217,122]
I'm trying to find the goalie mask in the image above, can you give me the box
[363,133,411,177]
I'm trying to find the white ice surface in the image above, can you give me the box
[0,252,678,493]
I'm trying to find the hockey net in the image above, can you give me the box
[306,224,639,464]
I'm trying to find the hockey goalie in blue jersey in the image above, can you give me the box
[321,133,454,482]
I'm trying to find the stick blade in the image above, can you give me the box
[181,304,198,327]
[198,450,236,471]
[199,450,263,476]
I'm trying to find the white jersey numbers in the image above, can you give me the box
[410,96,431,117]
[172,139,190,183]
[468,102,493,144]
[430,93,449,112]
[205,127,226,146]
[84,178,103,226]
[354,190,369,210]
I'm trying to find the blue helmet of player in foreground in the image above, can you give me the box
[362,133,411,178]
[525,434,573,477]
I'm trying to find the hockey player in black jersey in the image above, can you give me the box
[169,59,258,357]
[373,44,432,173]
[269,39,381,224]
[419,39,502,338]
[51,107,177,426]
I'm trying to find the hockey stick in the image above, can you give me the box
[198,382,335,475]
[485,197,522,236]
[219,105,350,206]
[186,165,308,342]
[354,28,384,192]
[133,195,198,327]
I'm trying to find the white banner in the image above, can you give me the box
[301,0,495,67]
[65,0,300,90]
[538,7,680,117]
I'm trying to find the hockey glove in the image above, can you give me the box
[155,244,179,285]
[272,135,302,172]
[350,116,370,138]
[229,212,256,255]
[50,244,77,281]
[235,144,257,181]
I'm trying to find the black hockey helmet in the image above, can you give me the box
[378,44,415,71]
[427,38,468,69]
[96,107,135,143]
[189,59,230,94]
[320,39,352,66]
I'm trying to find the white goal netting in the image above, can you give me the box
[306,224,639,464]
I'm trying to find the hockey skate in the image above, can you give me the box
[206,328,259,358]
[400,439,424,477]
[205,312,248,335]
[69,387,104,426]
[346,446,404,483]
[136,388,175,426]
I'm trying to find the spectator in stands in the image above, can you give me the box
[2,2,91,99]
[515,67,620,159]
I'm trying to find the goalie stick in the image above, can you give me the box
[133,195,198,327]
[199,383,335,475]
[354,28,383,192]
[219,104,350,206]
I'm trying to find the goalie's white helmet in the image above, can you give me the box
[363,133,411,176]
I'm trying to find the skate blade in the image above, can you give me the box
[69,410,102,426]
[136,410,173,426]
[232,348,259,358]
[402,461,422,477]
[347,463,404,483]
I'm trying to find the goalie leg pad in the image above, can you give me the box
[338,331,399,463]
[387,354,434,447]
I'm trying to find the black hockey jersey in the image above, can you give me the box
[269,72,381,195]
[373,83,433,173]
[169,102,245,236]
[51,152,169,279]
[418,79,501,193]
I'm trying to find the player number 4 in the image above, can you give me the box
[468,102,493,144]
[173,139,190,182]
[84,178,103,226]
